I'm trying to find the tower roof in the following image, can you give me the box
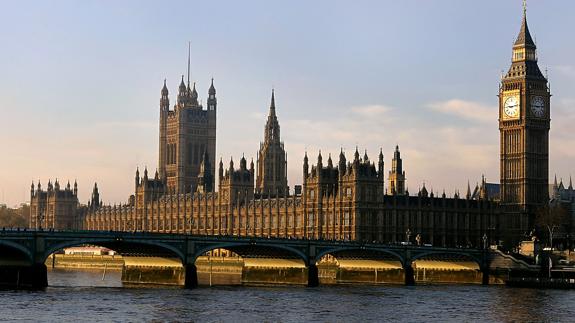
[514,3,536,49]
[263,89,280,142]
[209,78,216,95]
[161,79,168,95]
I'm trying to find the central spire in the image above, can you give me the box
[269,89,276,117]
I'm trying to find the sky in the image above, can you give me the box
[0,0,574,207]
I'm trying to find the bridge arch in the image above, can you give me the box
[41,238,186,264]
[314,246,406,266]
[194,242,308,264]
[0,240,33,264]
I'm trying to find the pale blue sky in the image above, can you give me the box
[0,0,574,206]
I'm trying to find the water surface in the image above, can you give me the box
[1,269,574,322]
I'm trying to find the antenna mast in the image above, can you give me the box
[187,41,191,87]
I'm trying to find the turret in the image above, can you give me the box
[191,82,199,105]
[91,183,100,209]
[303,152,309,179]
[378,148,384,181]
[317,151,323,177]
[388,145,406,195]
[30,181,34,196]
[207,78,217,111]
[338,149,346,177]
[177,75,187,105]
[219,158,224,180]
[240,154,247,170]
[135,167,140,187]
[196,151,213,193]
[160,79,169,111]
[73,180,78,195]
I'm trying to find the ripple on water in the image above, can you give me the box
[2,271,575,322]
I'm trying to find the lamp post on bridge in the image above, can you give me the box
[405,228,412,243]
[482,233,488,250]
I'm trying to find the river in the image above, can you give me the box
[1,268,575,322]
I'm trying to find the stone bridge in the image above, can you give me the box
[0,230,491,288]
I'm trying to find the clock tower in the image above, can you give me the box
[499,3,550,240]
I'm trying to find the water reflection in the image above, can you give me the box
[3,269,573,322]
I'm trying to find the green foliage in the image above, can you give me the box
[0,204,29,228]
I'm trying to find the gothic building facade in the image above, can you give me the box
[158,75,217,194]
[30,180,80,230]
[256,90,288,198]
[33,5,559,249]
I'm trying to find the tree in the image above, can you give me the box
[535,204,568,249]
[0,204,29,228]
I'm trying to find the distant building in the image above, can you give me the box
[30,180,80,230]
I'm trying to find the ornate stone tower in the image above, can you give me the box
[388,145,406,195]
[499,3,550,235]
[256,90,288,197]
[158,54,217,193]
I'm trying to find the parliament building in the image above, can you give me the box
[30,6,565,249]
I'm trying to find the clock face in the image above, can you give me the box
[531,96,545,118]
[504,96,520,118]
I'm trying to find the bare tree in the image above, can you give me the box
[535,204,568,249]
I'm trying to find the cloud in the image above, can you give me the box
[428,99,496,124]
[351,104,393,118]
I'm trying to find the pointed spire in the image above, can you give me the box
[161,78,168,95]
[466,180,471,200]
[354,146,360,162]
[363,150,369,163]
[327,153,333,168]
[209,78,216,95]
[514,0,535,49]
[569,176,573,190]
[191,82,198,100]
[554,174,558,187]
[269,89,276,116]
